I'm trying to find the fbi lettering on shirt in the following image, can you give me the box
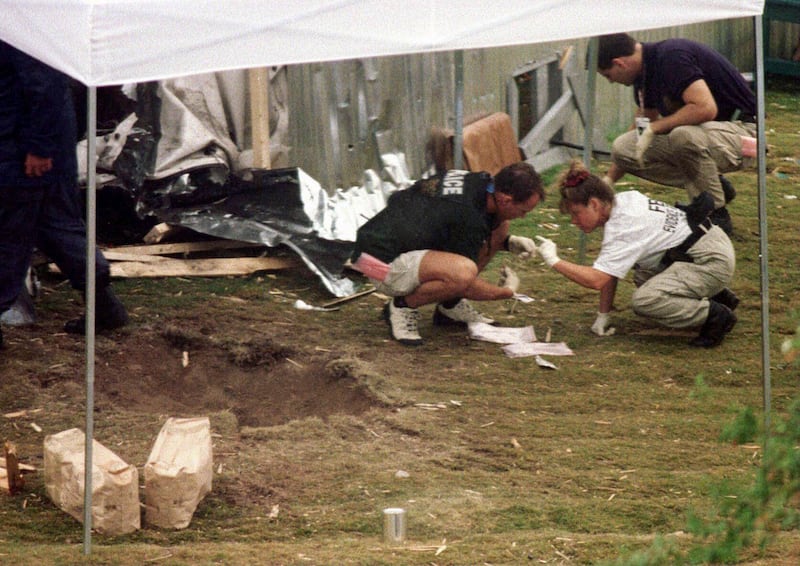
[648,199,680,233]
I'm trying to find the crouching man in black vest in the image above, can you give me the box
[351,162,544,346]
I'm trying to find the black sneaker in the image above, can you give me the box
[64,314,129,335]
[711,288,740,311]
[710,207,734,236]
[719,175,736,204]
[64,286,129,335]
[383,301,423,346]
[689,301,737,348]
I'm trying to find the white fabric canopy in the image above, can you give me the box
[2,0,763,86]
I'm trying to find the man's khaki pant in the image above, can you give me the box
[612,120,757,208]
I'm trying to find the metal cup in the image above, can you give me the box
[383,507,407,544]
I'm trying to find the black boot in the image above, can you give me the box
[689,301,737,348]
[710,207,733,236]
[64,286,129,335]
[719,175,736,204]
[711,288,740,311]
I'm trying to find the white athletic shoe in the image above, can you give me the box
[433,299,495,326]
[383,301,423,346]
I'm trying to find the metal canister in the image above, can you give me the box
[383,507,407,544]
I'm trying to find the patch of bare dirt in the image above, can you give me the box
[85,324,390,428]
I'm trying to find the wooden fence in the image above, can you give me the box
[279,17,788,192]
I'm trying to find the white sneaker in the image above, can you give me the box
[433,299,495,326]
[383,301,423,346]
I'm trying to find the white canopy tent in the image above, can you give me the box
[0,0,768,554]
[3,1,764,86]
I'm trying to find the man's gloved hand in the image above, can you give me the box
[498,265,520,293]
[535,236,560,267]
[634,124,655,167]
[507,235,537,259]
[591,312,616,336]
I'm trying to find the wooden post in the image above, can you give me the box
[4,441,23,495]
[248,67,272,169]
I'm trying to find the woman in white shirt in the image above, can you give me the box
[536,160,737,348]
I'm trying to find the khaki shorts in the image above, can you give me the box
[371,250,428,296]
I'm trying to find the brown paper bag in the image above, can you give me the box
[144,417,213,529]
[43,428,140,535]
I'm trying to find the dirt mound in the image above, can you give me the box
[91,325,392,427]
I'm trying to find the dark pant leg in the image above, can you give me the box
[35,176,111,291]
[0,189,45,314]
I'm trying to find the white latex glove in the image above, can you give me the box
[601,175,614,189]
[498,265,520,293]
[634,125,655,167]
[591,312,617,336]
[507,235,537,259]
[535,236,560,267]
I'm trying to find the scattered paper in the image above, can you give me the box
[467,321,574,367]
[502,342,575,358]
[535,355,558,369]
[468,322,536,344]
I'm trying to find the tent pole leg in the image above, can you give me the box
[454,50,464,170]
[754,15,771,435]
[83,85,98,557]
[579,37,599,264]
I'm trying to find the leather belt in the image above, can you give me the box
[676,217,714,254]
[661,217,714,266]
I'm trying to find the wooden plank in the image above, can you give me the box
[144,222,195,244]
[518,90,575,157]
[321,287,375,308]
[249,67,272,168]
[567,74,588,128]
[3,442,23,495]
[102,251,171,263]
[109,256,298,278]
[105,240,265,257]
[562,47,588,128]
[0,456,36,472]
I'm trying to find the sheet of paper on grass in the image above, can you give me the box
[468,322,537,344]
[468,322,574,358]
[502,342,574,357]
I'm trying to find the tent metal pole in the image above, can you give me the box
[581,37,599,264]
[582,38,598,169]
[454,50,464,170]
[753,15,771,433]
[83,85,97,556]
